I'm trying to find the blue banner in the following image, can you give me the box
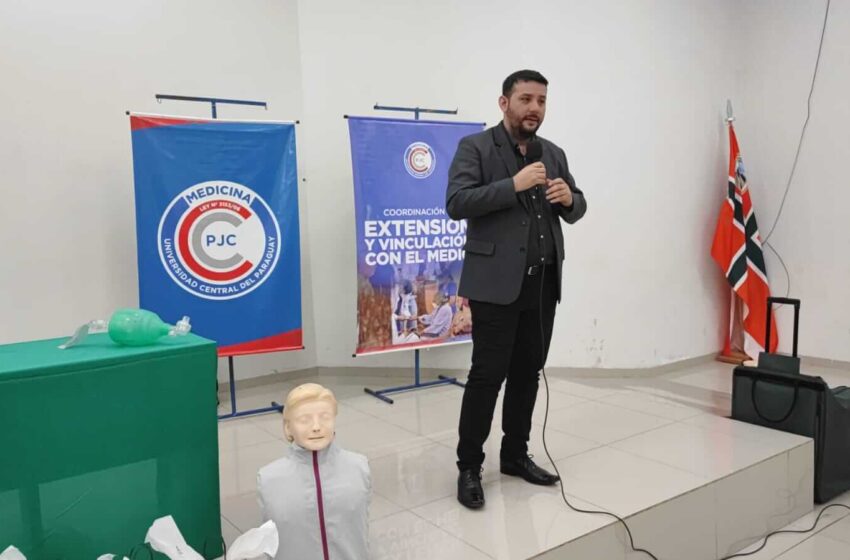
[130,114,301,356]
[348,116,483,355]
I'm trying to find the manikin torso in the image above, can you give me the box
[257,387,370,560]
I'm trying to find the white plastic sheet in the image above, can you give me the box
[0,547,26,560]
[144,515,205,560]
[227,520,279,560]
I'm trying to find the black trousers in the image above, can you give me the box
[457,264,558,471]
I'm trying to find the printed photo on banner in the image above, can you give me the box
[348,116,484,355]
[357,215,471,350]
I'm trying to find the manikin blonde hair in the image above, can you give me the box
[282,383,338,442]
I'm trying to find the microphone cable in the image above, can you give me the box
[536,182,848,560]
[533,0,837,546]
[533,182,660,559]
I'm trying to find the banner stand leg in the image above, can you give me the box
[364,349,466,405]
[218,356,283,420]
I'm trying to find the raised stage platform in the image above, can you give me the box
[217,360,850,559]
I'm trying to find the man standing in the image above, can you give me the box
[446,70,587,509]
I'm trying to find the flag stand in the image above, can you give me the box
[717,352,751,365]
[356,103,468,405]
[718,289,752,365]
[713,99,772,366]
[717,100,749,366]
[147,93,289,420]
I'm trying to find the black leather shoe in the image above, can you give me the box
[500,455,560,486]
[457,468,485,509]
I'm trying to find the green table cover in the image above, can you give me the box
[0,333,222,559]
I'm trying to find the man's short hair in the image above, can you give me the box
[502,69,548,97]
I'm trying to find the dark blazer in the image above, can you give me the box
[446,124,587,305]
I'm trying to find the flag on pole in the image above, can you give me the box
[711,123,778,355]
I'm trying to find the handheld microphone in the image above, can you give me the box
[525,139,545,205]
[526,139,543,163]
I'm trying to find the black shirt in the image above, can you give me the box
[501,123,557,267]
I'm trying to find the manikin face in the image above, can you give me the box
[284,399,336,451]
[499,80,547,140]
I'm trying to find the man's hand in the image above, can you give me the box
[545,178,573,207]
[513,162,547,192]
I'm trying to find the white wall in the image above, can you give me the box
[5,1,842,376]
[734,0,850,361]
[0,0,317,380]
[296,0,739,369]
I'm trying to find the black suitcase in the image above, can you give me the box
[732,297,850,503]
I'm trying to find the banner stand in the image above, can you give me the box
[354,104,469,405]
[140,93,293,421]
[363,347,466,405]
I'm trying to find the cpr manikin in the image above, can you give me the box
[257,384,370,560]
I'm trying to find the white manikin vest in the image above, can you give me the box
[257,442,370,560]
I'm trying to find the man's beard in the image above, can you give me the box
[507,110,540,140]
[516,124,537,140]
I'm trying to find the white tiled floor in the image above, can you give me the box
[216,360,850,559]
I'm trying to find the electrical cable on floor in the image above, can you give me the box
[718,504,850,559]
[538,259,850,559]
